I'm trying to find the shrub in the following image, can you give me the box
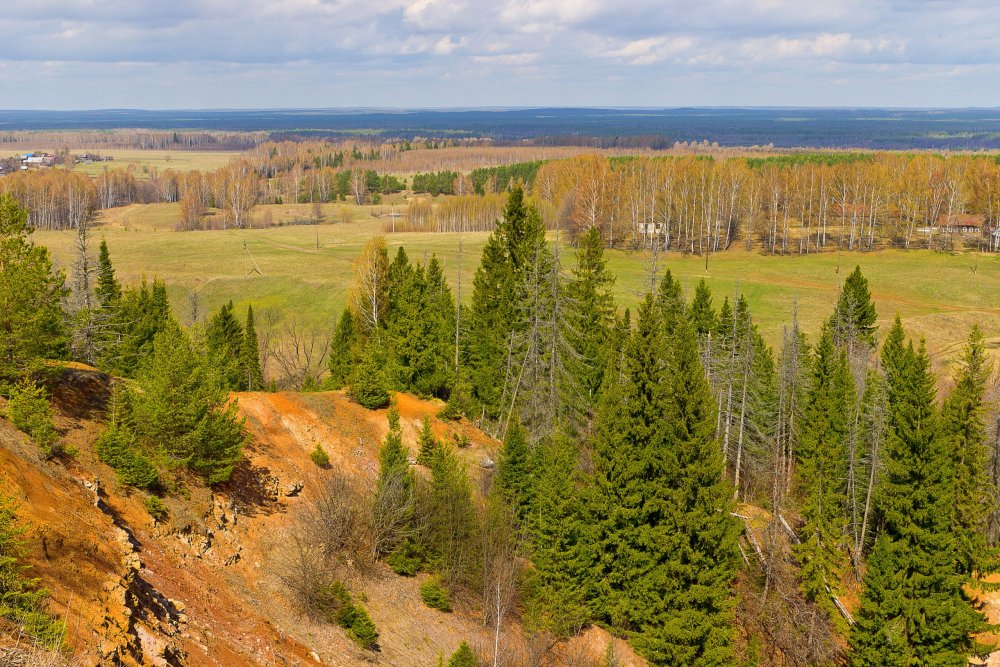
[343,604,379,649]
[387,540,424,576]
[420,576,452,612]
[95,423,160,490]
[144,495,168,522]
[349,348,390,410]
[312,581,379,650]
[448,642,477,667]
[310,443,331,468]
[6,380,58,455]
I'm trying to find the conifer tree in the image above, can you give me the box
[496,418,532,518]
[523,432,590,637]
[567,226,616,407]
[589,295,740,665]
[0,490,65,648]
[241,305,264,390]
[328,309,358,389]
[95,239,121,309]
[416,415,439,465]
[689,278,717,336]
[373,404,414,559]
[425,445,479,589]
[655,269,686,336]
[467,186,545,416]
[99,279,171,377]
[205,301,245,390]
[130,321,246,484]
[939,325,997,576]
[794,328,852,620]
[829,265,878,352]
[850,325,989,666]
[0,194,68,382]
[447,642,476,667]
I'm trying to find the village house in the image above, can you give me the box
[936,213,985,235]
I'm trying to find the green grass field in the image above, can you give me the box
[35,203,1000,377]
[53,149,241,177]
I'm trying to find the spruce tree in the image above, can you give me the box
[0,490,65,648]
[939,325,997,576]
[794,328,852,620]
[523,432,590,637]
[328,309,358,389]
[850,326,989,666]
[240,305,264,391]
[0,194,69,382]
[567,226,616,407]
[95,239,121,309]
[373,404,414,558]
[589,295,740,665]
[467,186,545,416]
[425,445,479,589]
[205,301,245,390]
[829,265,877,351]
[689,278,717,336]
[99,279,171,377]
[416,415,439,465]
[496,418,532,518]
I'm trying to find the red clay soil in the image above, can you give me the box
[0,369,645,666]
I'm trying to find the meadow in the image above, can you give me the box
[35,202,1000,378]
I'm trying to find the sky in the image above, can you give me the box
[1,0,998,109]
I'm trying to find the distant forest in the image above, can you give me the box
[5,107,1000,149]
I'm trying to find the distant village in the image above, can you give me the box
[0,151,113,175]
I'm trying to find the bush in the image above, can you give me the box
[349,348,391,410]
[387,539,424,576]
[420,576,452,612]
[144,495,168,522]
[311,581,379,650]
[343,604,379,649]
[95,423,160,490]
[448,642,477,667]
[310,443,331,468]
[6,380,58,455]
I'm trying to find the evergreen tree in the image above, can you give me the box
[95,239,121,309]
[794,328,852,620]
[588,295,740,665]
[416,415,440,465]
[939,325,997,576]
[131,321,246,484]
[241,305,264,391]
[523,432,590,637]
[567,226,616,407]
[373,404,415,558]
[689,278,717,336]
[349,344,391,410]
[467,186,545,416]
[99,279,171,377]
[205,301,245,390]
[0,194,68,382]
[425,445,479,589]
[496,418,532,518]
[447,642,477,667]
[829,266,878,351]
[328,309,358,389]
[850,326,989,666]
[655,269,686,337]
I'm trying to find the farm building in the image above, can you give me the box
[936,213,985,234]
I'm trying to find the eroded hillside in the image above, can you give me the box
[0,366,640,667]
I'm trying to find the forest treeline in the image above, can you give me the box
[3,181,1000,664]
[7,142,1000,256]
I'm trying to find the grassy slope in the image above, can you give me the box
[36,203,1000,375]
